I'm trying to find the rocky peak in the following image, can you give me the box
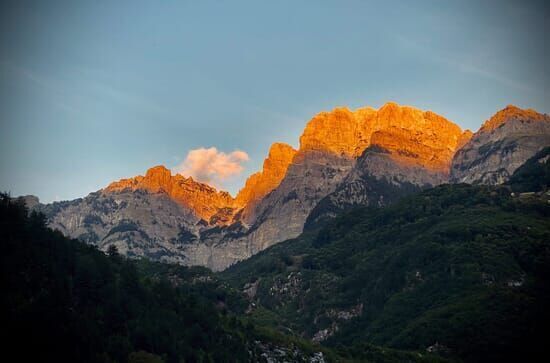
[143,165,173,192]
[105,165,236,223]
[299,102,464,171]
[370,103,465,172]
[302,106,469,229]
[299,107,364,156]
[457,130,474,149]
[235,102,465,259]
[34,102,550,272]
[236,142,297,208]
[480,105,550,132]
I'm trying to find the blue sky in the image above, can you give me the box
[1,0,548,202]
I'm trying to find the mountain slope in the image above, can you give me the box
[222,163,550,362]
[35,186,205,264]
[507,146,550,192]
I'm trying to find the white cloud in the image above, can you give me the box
[174,147,249,188]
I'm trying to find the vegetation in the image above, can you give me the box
[0,193,257,362]
[223,162,550,362]
[507,146,550,192]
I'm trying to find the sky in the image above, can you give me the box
[0,0,548,203]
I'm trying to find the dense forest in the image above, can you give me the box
[1,192,255,362]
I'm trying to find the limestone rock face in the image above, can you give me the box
[451,106,550,184]
[370,103,468,172]
[35,190,201,264]
[235,143,297,223]
[305,115,467,230]
[33,102,468,271]
[300,102,465,171]
[299,107,376,156]
[106,165,237,224]
[243,150,356,251]
[178,150,357,270]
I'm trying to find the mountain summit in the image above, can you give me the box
[451,105,550,184]
[106,165,236,223]
[236,142,297,213]
[299,102,467,171]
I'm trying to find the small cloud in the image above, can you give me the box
[174,147,249,188]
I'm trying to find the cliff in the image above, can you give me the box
[106,165,237,224]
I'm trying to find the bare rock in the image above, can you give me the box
[451,105,550,184]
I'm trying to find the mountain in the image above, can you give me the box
[105,165,238,224]
[34,165,242,265]
[32,143,298,268]
[308,105,549,228]
[29,103,550,271]
[305,103,471,227]
[220,103,467,260]
[451,105,550,184]
[222,161,550,362]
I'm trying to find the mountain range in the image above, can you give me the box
[25,102,550,271]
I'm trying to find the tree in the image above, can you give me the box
[107,244,119,258]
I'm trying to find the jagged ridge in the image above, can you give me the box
[32,102,550,271]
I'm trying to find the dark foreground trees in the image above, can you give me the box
[0,194,249,363]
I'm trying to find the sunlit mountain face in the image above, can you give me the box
[27,103,550,271]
